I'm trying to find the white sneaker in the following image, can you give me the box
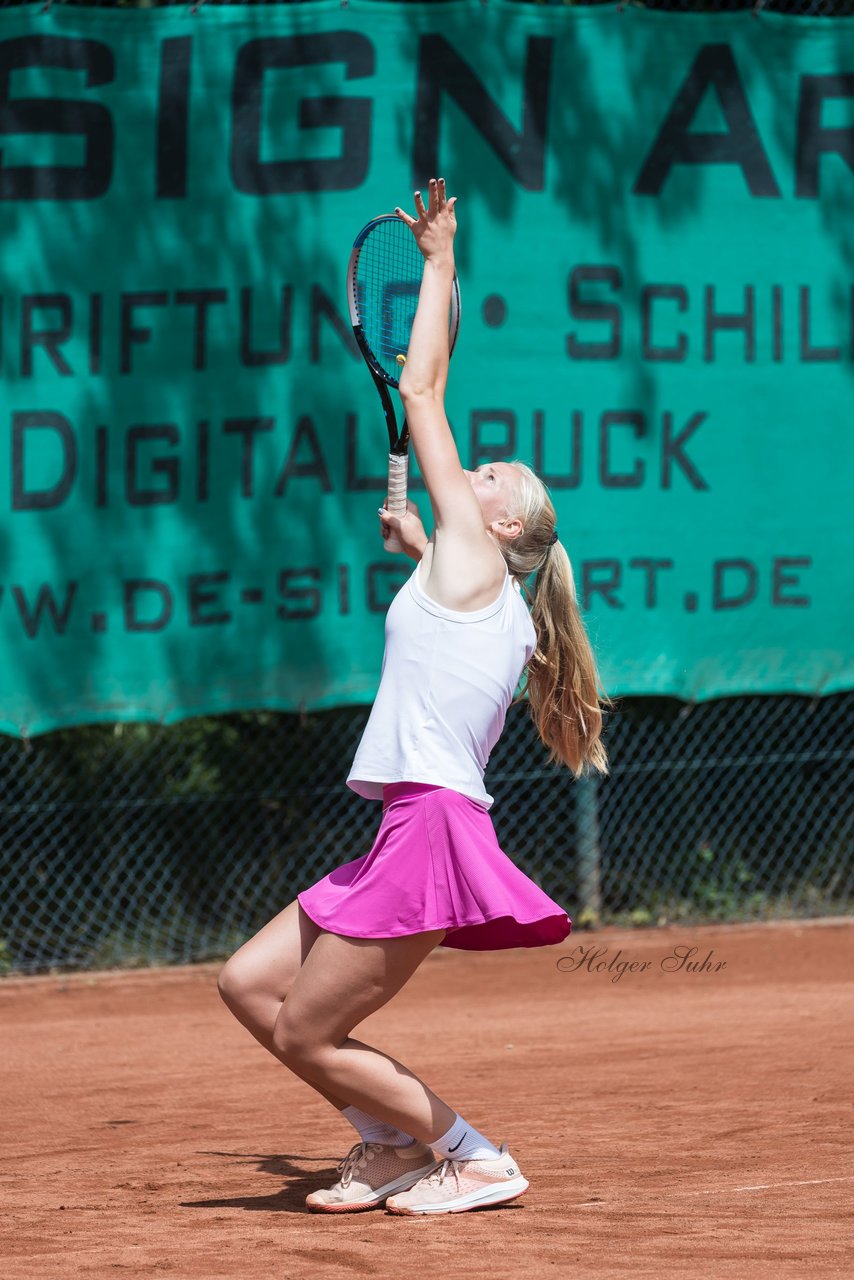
[386,1142,529,1215]
[305,1140,441,1213]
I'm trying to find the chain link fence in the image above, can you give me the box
[1,692,851,974]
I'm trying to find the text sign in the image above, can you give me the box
[0,3,851,734]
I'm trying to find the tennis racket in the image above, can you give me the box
[346,213,462,553]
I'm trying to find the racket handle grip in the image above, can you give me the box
[384,453,409,554]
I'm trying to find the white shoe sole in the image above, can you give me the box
[306,1159,442,1213]
[386,1174,529,1215]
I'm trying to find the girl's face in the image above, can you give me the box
[464,463,524,539]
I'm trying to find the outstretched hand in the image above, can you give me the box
[395,178,457,262]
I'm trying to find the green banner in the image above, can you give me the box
[1,1,851,735]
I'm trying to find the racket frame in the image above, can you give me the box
[347,213,461,552]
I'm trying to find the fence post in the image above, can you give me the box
[575,773,602,925]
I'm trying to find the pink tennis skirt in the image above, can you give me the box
[297,781,572,951]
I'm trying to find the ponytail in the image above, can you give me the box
[520,542,610,776]
[496,461,611,777]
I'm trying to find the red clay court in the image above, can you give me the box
[2,918,852,1279]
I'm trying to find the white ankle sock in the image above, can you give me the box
[341,1105,416,1148]
[430,1113,501,1162]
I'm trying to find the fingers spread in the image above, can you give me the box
[406,180,455,228]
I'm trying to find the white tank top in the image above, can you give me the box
[347,558,538,810]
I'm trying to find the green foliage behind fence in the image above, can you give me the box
[2,692,851,973]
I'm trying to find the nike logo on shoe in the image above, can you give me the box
[447,1133,467,1153]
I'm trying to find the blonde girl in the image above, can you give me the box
[217,178,609,1216]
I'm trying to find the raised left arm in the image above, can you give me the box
[395,180,484,539]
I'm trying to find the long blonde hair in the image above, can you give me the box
[495,460,611,777]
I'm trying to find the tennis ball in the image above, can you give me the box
[396,354,406,366]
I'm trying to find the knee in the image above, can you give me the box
[216,956,243,1007]
[217,950,298,1011]
[271,1009,325,1072]
[217,954,262,1011]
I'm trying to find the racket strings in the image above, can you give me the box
[354,220,424,383]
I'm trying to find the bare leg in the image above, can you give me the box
[271,928,458,1146]
[217,899,351,1111]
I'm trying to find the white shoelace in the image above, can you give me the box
[420,1157,464,1192]
[336,1141,379,1188]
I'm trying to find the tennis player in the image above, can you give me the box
[217,177,609,1216]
